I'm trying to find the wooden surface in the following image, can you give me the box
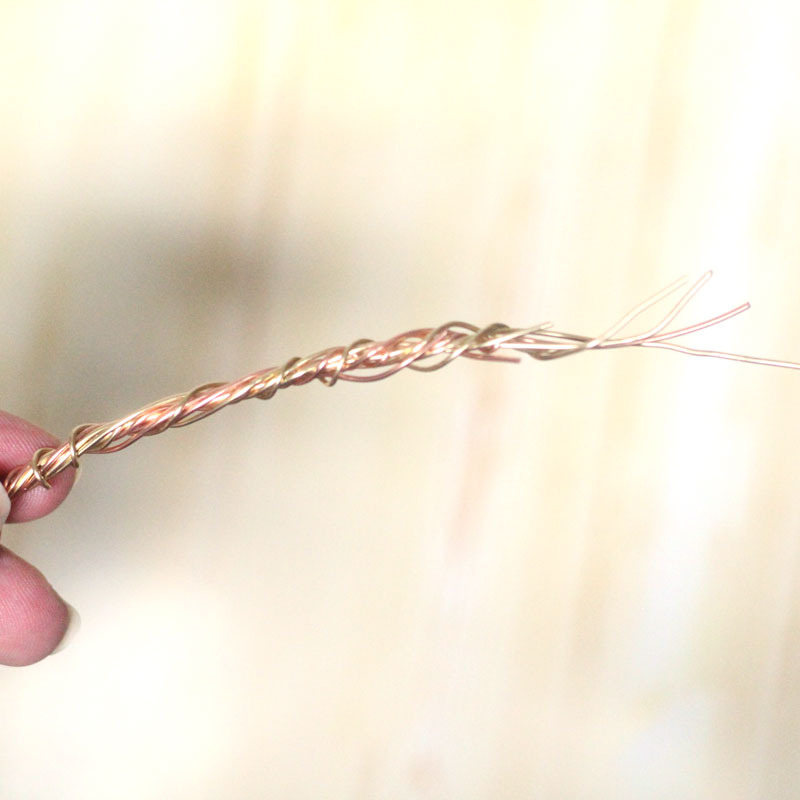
[2,2,800,797]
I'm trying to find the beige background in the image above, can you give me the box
[2,1,800,797]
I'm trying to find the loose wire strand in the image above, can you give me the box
[4,272,798,499]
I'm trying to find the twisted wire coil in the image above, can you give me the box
[4,272,798,499]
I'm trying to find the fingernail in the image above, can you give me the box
[52,603,81,655]
[0,484,10,530]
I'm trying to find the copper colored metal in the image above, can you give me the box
[4,272,798,498]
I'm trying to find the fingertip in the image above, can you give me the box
[6,468,76,524]
[0,410,76,523]
[0,546,74,666]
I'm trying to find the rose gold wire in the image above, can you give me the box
[4,271,799,499]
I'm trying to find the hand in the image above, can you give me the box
[0,411,78,666]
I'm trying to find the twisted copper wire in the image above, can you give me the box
[4,271,798,499]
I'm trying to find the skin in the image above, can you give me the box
[0,411,76,666]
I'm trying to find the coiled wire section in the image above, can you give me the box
[4,272,796,498]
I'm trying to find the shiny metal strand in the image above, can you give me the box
[4,272,797,498]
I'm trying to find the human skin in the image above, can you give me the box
[0,411,76,666]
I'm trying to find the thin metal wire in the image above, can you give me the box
[4,271,798,498]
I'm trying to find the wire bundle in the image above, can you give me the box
[4,272,796,499]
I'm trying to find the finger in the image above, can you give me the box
[0,546,75,666]
[0,410,76,523]
[0,486,75,665]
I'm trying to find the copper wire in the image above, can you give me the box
[3,271,798,499]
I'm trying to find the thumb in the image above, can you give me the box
[0,486,79,666]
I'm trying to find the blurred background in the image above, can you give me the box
[1,0,800,797]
